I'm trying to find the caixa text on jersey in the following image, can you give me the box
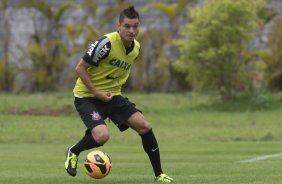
[109,59,131,70]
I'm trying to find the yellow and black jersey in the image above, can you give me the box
[73,32,140,97]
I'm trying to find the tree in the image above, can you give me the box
[19,0,73,91]
[131,0,189,92]
[65,0,129,50]
[0,0,14,92]
[176,0,265,100]
[259,17,282,90]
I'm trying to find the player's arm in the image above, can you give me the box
[75,59,95,95]
[75,59,112,102]
[76,36,112,102]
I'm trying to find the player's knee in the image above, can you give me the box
[91,124,109,145]
[93,132,110,145]
[138,122,152,135]
[128,112,152,134]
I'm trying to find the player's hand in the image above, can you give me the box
[94,91,113,102]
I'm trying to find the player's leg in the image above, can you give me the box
[65,125,109,177]
[70,124,109,155]
[127,112,162,175]
[127,112,175,183]
[65,97,109,177]
[109,96,175,182]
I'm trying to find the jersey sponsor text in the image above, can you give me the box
[87,41,99,56]
[98,44,110,59]
[109,59,131,70]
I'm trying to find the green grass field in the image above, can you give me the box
[0,92,282,184]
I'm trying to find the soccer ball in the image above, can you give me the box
[83,150,112,179]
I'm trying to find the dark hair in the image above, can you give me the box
[119,6,139,23]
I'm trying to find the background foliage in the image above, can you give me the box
[0,0,281,100]
[259,18,282,90]
[176,0,265,100]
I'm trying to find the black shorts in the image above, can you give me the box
[74,95,141,132]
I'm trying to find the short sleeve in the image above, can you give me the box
[82,36,111,66]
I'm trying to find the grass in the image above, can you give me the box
[1,143,282,184]
[0,92,282,184]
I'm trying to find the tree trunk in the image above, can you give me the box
[3,8,11,91]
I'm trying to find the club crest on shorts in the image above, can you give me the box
[90,111,101,121]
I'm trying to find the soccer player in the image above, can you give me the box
[64,6,175,183]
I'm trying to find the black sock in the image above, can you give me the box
[140,129,163,177]
[70,131,101,156]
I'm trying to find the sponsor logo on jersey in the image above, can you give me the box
[87,41,99,56]
[109,59,131,70]
[98,44,110,59]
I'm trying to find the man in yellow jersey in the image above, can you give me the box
[65,6,175,183]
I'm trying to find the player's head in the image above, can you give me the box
[119,6,139,23]
[118,6,140,44]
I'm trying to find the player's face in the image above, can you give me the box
[118,17,139,46]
